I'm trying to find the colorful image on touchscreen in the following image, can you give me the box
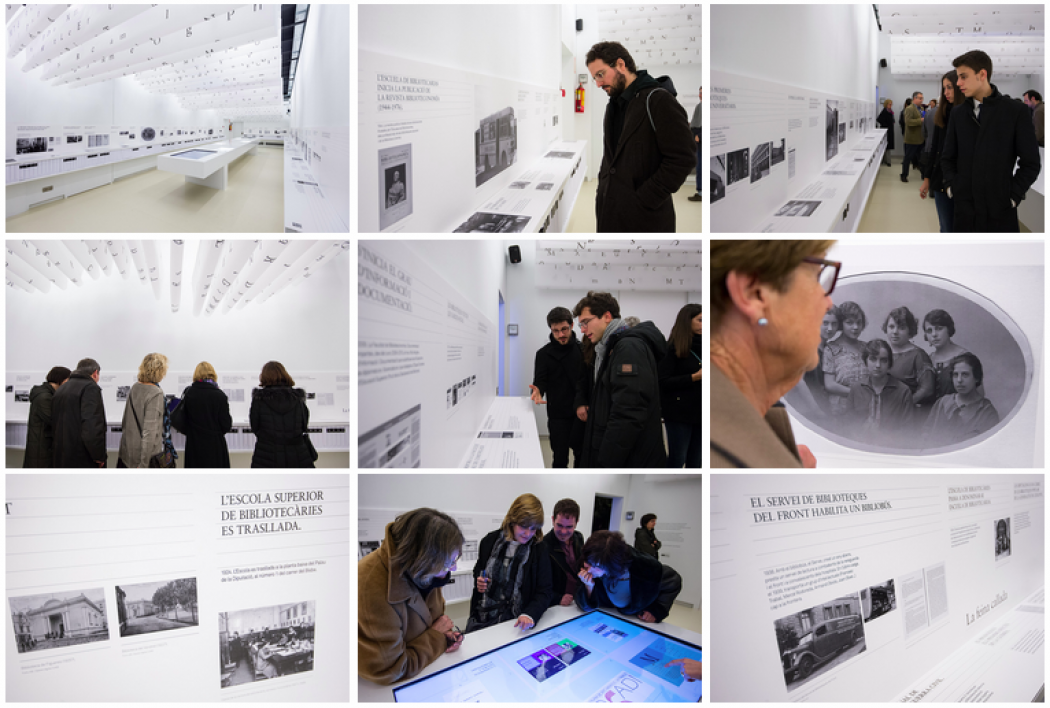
[544,638,592,665]
[516,649,567,682]
[628,637,696,687]
[590,622,628,642]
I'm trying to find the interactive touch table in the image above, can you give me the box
[358,605,702,702]
[156,137,261,190]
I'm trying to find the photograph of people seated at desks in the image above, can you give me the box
[358,473,701,702]
[6,4,348,233]
[358,240,701,469]
[219,601,315,688]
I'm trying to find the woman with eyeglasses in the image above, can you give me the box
[711,240,839,468]
[358,508,466,685]
[576,530,682,623]
[468,494,552,633]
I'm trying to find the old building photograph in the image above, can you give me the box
[9,588,108,653]
[116,577,198,637]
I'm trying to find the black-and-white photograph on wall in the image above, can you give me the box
[825,100,839,160]
[726,147,749,186]
[751,142,771,184]
[379,144,413,230]
[995,518,1011,560]
[771,138,786,166]
[783,272,1034,456]
[453,212,530,233]
[16,137,47,154]
[711,155,727,203]
[838,122,845,144]
[141,127,155,141]
[475,106,517,187]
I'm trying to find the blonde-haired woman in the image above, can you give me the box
[118,353,175,468]
[171,361,233,468]
[467,493,552,633]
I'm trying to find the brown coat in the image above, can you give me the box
[358,523,447,685]
[596,74,696,233]
[710,365,803,468]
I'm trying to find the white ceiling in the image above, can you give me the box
[879,5,1044,36]
[6,5,285,119]
[597,4,701,67]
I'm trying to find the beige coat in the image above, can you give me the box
[358,523,447,685]
[711,365,803,468]
[118,382,165,468]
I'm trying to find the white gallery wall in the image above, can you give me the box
[6,240,349,417]
[503,240,700,436]
[290,3,350,229]
[359,473,702,610]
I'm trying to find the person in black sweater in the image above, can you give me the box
[530,307,584,468]
[659,304,701,467]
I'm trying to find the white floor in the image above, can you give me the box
[567,176,702,233]
[6,145,285,233]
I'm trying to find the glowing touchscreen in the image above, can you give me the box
[392,611,701,702]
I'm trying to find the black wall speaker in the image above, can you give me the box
[576,19,583,31]
[880,58,887,68]
[509,245,522,264]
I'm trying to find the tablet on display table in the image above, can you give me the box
[391,609,701,702]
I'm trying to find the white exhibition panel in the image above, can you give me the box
[359,49,562,233]
[711,474,1045,702]
[358,241,498,468]
[710,69,880,232]
[787,241,1044,468]
[284,129,350,233]
[5,473,350,702]
[459,396,544,469]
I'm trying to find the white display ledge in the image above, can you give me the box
[284,139,348,233]
[156,137,261,191]
[450,140,588,233]
[755,129,887,233]
[6,420,350,453]
[891,586,1044,702]
[458,396,544,468]
[6,137,230,218]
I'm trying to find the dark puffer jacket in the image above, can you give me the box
[24,383,56,467]
[658,335,701,425]
[249,386,314,468]
[577,321,668,467]
[176,381,233,468]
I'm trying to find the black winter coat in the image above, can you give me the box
[876,108,895,151]
[51,373,107,467]
[249,386,314,468]
[532,332,584,420]
[540,530,584,606]
[634,527,662,559]
[940,84,1042,232]
[658,336,701,425]
[24,383,56,467]
[919,105,954,193]
[577,322,668,467]
[470,530,552,625]
[575,546,675,621]
[596,71,696,232]
[176,381,233,468]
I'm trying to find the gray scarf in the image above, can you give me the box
[473,534,530,628]
[594,318,627,381]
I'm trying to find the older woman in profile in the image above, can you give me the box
[883,306,935,411]
[172,361,233,468]
[923,352,1000,446]
[711,240,839,468]
[923,309,969,401]
[822,301,869,417]
[249,361,314,468]
[118,353,175,468]
[358,508,466,685]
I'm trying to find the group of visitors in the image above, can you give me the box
[24,356,316,468]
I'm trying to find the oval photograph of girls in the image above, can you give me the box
[783,272,1033,456]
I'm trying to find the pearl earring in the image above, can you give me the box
[758,318,769,326]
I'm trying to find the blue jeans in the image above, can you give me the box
[933,190,954,233]
[665,420,701,468]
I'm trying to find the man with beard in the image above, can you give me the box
[573,291,668,467]
[530,307,584,468]
[585,41,695,232]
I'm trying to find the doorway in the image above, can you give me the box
[592,493,624,535]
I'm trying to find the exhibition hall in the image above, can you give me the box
[359,5,702,233]
[711,5,1044,233]
[711,473,1044,702]
[6,5,349,232]
[6,239,350,468]
[358,473,701,702]
[358,240,701,468]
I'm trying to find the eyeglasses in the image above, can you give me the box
[551,325,572,335]
[578,316,598,329]
[801,257,842,296]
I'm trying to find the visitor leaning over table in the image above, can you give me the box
[358,508,466,685]
[575,530,681,623]
[710,240,840,468]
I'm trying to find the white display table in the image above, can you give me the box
[357,603,702,702]
[458,396,544,468]
[156,137,261,191]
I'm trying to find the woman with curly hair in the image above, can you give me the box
[823,301,869,416]
[883,306,935,411]
[118,353,175,468]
